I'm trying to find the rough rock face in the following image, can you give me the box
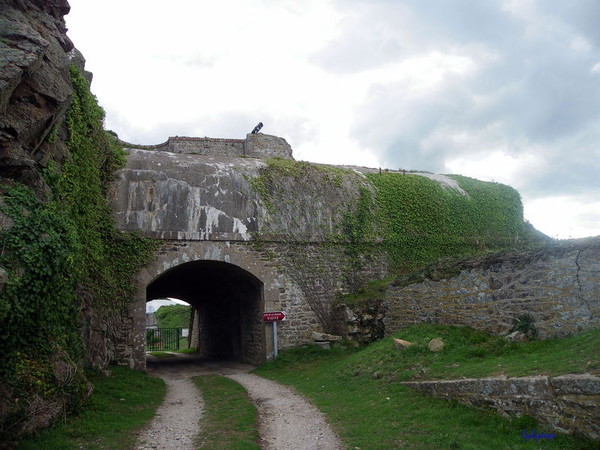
[385,238,600,339]
[0,0,83,193]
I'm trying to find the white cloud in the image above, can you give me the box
[524,195,600,239]
[66,0,600,239]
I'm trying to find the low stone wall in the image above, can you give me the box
[385,238,600,339]
[401,374,600,440]
[166,136,245,156]
[120,133,294,159]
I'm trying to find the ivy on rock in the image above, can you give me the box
[0,66,157,437]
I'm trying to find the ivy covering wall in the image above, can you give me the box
[251,160,535,273]
[366,172,530,270]
[0,66,156,438]
[248,159,539,332]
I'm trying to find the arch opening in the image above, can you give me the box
[146,260,265,364]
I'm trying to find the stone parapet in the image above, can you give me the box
[401,374,600,441]
[120,133,294,159]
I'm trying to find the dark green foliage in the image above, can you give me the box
[0,186,79,356]
[154,304,192,329]
[510,314,538,338]
[0,66,157,438]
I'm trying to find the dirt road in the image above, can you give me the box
[135,355,342,449]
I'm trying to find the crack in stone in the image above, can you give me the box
[574,250,594,319]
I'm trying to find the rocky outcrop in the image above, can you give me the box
[0,0,84,194]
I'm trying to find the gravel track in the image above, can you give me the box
[135,370,204,449]
[227,372,343,450]
[134,355,343,449]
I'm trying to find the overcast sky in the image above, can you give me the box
[66,0,600,239]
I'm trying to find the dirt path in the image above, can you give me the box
[135,368,204,449]
[227,373,343,450]
[135,355,343,449]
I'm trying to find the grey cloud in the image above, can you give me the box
[340,1,600,199]
[311,2,411,73]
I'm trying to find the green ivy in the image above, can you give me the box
[365,172,529,270]
[248,163,535,309]
[0,185,80,357]
[0,66,157,436]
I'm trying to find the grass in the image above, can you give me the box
[339,324,600,382]
[148,347,198,358]
[16,365,165,450]
[254,324,600,449]
[192,375,259,449]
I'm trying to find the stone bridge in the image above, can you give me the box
[109,133,600,370]
[109,133,388,368]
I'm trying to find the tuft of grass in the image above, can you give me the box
[336,277,394,306]
[193,375,259,449]
[177,346,198,354]
[16,365,165,449]
[255,324,599,449]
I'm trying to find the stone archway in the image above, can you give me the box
[129,241,285,369]
[146,260,264,363]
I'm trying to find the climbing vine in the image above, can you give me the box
[0,66,157,436]
[365,172,529,271]
[248,162,536,316]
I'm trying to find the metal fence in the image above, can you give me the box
[146,327,182,351]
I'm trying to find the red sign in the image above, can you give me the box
[262,311,286,322]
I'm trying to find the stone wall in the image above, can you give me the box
[385,238,600,339]
[120,132,293,159]
[401,374,600,440]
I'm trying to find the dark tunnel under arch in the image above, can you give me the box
[146,260,265,364]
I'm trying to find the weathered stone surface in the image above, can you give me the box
[340,300,387,345]
[0,0,77,193]
[506,331,527,342]
[109,148,370,242]
[393,338,413,350]
[109,150,264,241]
[401,374,600,440]
[122,133,294,160]
[551,374,600,396]
[428,338,445,352]
[244,132,293,159]
[311,331,342,342]
[385,239,600,339]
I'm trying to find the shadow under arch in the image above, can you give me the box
[147,260,265,364]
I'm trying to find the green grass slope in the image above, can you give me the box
[255,324,599,449]
[16,366,165,449]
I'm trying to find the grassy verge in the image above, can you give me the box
[254,325,599,449]
[192,375,259,449]
[16,366,165,450]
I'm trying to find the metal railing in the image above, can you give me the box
[145,327,182,351]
